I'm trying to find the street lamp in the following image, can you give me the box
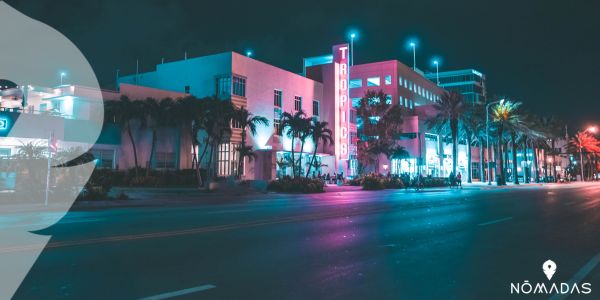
[433,60,440,85]
[486,99,504,185]
[410,42,416,71]
[60,72,66,86]
[350,33,356,66]
[246,51,253,57]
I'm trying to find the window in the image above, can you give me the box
[409,100,413,109]
[399,76,403,86]
[274,108,282,135]
[385,75,392,85]
[0,148,10,158]
[352,98,361,108]
[216,75,231,98]
[409,81,413,91]
[312,100,320,116]
[349,79,362,88]
[385,95,392,105]
[232,75,246,97]
[404,79,408,88]
[367,77,380,86]
[154,152,176,169]
[274,90,282,107]
[184,85,190,94]
[399,96,403,106]
[294,96,302,111]
[91,149,115,169]
[350,110,357,124]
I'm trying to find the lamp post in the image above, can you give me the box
[433,60,440,85]
[410,42,416,71]
[60,72,66,86]
[350,33,356,66]
[486,99,504,185]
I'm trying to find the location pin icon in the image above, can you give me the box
[543,260,557,280]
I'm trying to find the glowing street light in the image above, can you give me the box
[409,42,416,71]
[350,32,357,66]
[433,60,440,85]
[60,72,66,86]
[587,126,597,134]
[246,51,253,57]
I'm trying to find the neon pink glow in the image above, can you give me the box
[333,44,350,161]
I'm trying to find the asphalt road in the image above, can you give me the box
[10,183,600,299]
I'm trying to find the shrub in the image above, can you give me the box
[423,177,447,187]
[384,177,405,189]
[361,175,385,190]
[267,177,325,193]
[348,177,362,186]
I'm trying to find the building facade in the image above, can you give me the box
[425,69,487,104]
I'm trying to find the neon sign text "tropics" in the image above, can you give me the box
[334,44,350,160]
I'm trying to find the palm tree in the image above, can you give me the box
[568,131,600,180]
[305,120,333,177]
[15,141,46,160]
[427,91,465,176]
[460,104,485,183]
[105,96,145,176]
[538,116,562,181]
[233,107,269,179]
[281,110,310,177]
[204,98,235,180]
[143,97,175,175]
[491,100,524,185]
[173,96,207,186]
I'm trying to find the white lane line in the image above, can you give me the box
[477,217,513,226]
[549,253,600,300]
[138,284,216,300]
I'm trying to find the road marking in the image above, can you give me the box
[549,253,600,300]
[138,284,216,300]
[477,217,513,226]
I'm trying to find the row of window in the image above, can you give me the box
[272,89,320,135]
[350,75,440,102]
[351,95,414,109]
[216,74,247,98]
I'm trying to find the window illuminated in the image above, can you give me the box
[367,77,380,86]
[385,75,392,85]
[349,79,362,88]
[294,96,302,111]
[274,90,282,107]
[385,95,392,105]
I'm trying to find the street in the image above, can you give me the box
[10,183,600,299]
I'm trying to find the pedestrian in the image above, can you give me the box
[449,172,456,189]
[457,172,462,189]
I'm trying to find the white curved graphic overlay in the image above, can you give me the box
[0,2,103,299]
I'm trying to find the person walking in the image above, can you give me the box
[457,172,463,189]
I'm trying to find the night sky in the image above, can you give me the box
[5,0,599,130]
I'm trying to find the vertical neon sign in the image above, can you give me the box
[333,44,350,161]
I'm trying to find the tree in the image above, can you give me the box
[173,96,208,186]
[568,131,600,180]
[305,120,333,177]
[105,96,145,176]
[427,91,465,176]
[143,97,175,175]
[538,116,563,181]
[460,103,485,183]
[233,107,269,179]
[355,90,405,173]
[203,98,235,180]
[281,110,310,177]
[491,100,524,185]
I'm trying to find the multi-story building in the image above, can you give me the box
[425,69,487,104]
[118,52,335,180]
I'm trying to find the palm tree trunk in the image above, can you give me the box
[551,139,557,182]
[306,147,317,178]
[479,141,485,182]
[467,136,472,183]
[511,132,519,184]
[543,149,548,182]
[238,129,246,179]
[290,136,296,177]
[451,119,458,175]
[147,129,157,176]
[533,147,540,183]
[126,121,139,177]
[497,127,506,185]
[299,140,306,177]
[522,141,529,183]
